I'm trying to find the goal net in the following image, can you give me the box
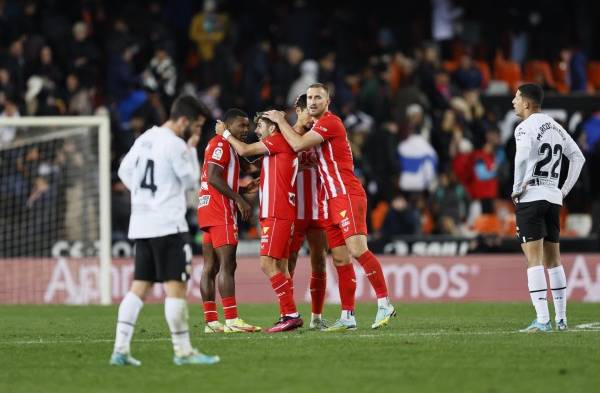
[0,117,111,304]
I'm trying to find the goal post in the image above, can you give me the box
[0,116,112,305]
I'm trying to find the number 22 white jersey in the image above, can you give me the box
[513,113,584,205]
[118,126,200,239]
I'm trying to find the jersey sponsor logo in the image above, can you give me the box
[218,142,223,146]
[199,195,211,207]
[212,147,223,160]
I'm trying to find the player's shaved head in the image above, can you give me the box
[517,84,544,108]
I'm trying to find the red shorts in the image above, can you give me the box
[325,194,368,248]
[260,218,294,260]
[289,218,328,254]
[201,224,238,248]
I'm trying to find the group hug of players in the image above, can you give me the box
[198,83,396,334]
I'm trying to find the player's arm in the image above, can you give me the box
[172,135,201,190]
[207,163,251,221]
[262,110,323,152]
[225,135,268,157]
[560,136,586,198]
[117,145,137,191]
[511,126,532,203]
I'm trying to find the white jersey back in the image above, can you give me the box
[118,126,199,238]
[514,113,580,205]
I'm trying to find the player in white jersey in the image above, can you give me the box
[511,84,585,333]
[110,95,220,366]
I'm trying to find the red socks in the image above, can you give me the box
[335,264,356,312]
[202,301,218,323]
[270,272,297,315]
[357,250,388,298]
[222,296,238,320]
[310,271,326,314]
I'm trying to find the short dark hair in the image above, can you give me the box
[169,95,208,121]
[253,111,277,128]
[294,94,307,109]
[223,108,248,123]
[308,82,329,96]
[518,84,544,107]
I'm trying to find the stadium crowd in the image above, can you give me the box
[1,0,599,251]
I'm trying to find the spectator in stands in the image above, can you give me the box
[430,171,470,235]
[378,193,421,242]
[452,53,482,90]
[397,125,438,195]
[188,0,228,82]
[406,103,431,141]
[64,73,93,116]
[272,45,303,107]
[142,45,177,107]
[287,59,318,107]
[467,128,505,218]
[34,45,62,86]
[67,21,99,88]
[0,96,19,146]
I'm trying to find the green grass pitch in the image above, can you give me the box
[1,303,599,393]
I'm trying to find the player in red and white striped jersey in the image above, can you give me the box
[216,112,303,333]
[263,83,396,331]
[287,94,344,330]
[198,108,260,334]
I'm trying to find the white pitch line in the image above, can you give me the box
[1,328,599,346]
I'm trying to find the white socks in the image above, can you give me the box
[377,297,391,308]
[527,266,550,324]
[548,265,567,322]
[341,310,355,321]
[165,297,193,355]
[114,292,143,354]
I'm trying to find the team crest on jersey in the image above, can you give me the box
[199,195,210,207]
[212,147,223,160]
[200,181,209,190]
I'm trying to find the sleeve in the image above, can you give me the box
[205,140,231,168]
[560,135,586,198]
[117,143,137,190]
[171,140,201,190]
[512,125,532,193]
[310,117,338,141]
[261,133,286,155]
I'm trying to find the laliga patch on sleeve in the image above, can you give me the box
[212,147,223,160]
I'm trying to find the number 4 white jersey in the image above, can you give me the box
[513,113,585,205]
[118,126,200,239]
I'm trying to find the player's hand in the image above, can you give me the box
[187,133,200,148]
[263,110,285,124]
[511,183,527,205]
[243,178,259,194]
[215,120,226,135]
[236,196,252,221]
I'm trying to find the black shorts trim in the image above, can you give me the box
[515,200,561,243]
[133,233,192,283]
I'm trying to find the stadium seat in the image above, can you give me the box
[371,201,389,232]
[472,214,502,235]
[523,60,556,90]
[442,60,459,73]
[552,61,570,94]
[475,60,491,88]
[493,60,522,92]
[587,61,600,92]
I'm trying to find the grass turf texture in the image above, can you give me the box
[1,303,599,393]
